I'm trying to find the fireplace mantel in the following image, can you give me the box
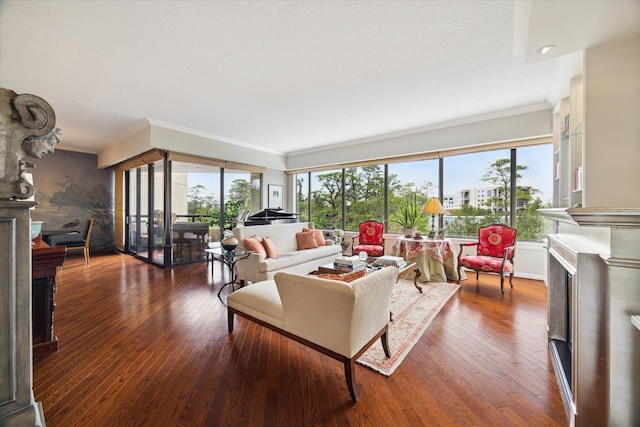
[539,207,640,227]
[539,208,640,426]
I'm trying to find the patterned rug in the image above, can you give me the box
[357,279,459,376]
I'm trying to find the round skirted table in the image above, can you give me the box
[390,237,466,283]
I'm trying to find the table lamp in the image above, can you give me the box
[421,198,445,233]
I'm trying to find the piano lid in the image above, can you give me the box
[242,209,299,225]
[248,209,299,219]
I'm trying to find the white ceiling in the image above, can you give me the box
[1,1,638,156]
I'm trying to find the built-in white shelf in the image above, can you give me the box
[632,315,640,332]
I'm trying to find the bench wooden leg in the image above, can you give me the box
[344,358,358,402]
[381,330,391,358]
[227,309,234,333]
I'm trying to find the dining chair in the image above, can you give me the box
[65,219,94,264]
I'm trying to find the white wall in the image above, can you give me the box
[583,36,640,208]
[285,106,552,171]
[98,120,287,171]
[98,123,151,169]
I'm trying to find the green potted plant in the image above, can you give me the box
[391,195,422,237]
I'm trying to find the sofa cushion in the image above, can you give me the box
[303,227,326,246]
[262,236,279,258]
[244,235,267,257]
[259,245,340,272]
[227,280,284,329]
[296,231,319,250]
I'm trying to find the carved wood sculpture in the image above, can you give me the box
[0,87,61,200]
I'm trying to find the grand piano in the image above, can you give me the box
[241,209,299,226]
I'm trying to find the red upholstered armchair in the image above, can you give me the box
[352,220,385,257]
[456,224,517,293]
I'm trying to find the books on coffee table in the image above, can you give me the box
[333,255,365,271]
[373,255,407,268]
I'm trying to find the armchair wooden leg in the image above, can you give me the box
[344,358,358,402]
[500,275,505,294]
[509,272,514,288]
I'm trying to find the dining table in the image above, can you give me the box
[390,236,466,283]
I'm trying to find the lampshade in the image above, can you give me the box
[421,198,445,215]
[422,198,445,233]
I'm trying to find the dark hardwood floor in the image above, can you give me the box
[34,252,568,426]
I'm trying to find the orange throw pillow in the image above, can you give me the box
[243,235,267,257]
[296,231,319,250]
[318,269,366,282]
[303,227,326,246]
[262,236,279,258]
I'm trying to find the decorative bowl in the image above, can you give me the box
[31,220,44,240]
[221,236,239,252]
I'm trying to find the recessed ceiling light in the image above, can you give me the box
[536,45,555,55]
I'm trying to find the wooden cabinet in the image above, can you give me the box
[32,240,65,361]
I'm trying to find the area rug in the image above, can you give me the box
[357,279,459,376]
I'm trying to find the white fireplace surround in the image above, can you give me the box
[539,208,640,426]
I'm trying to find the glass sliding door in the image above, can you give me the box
[126,169,138,254]
[171,162,220,265]
[150,160,166,266]
[123,155,262,267]
[127,165,151,260]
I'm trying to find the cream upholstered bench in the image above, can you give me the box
[227,267,399,401]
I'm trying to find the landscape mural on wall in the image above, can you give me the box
[30,149,115,251]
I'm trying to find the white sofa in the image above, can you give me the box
[233,222,342,284]
[227,267,399,401]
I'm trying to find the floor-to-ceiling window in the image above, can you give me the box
[388,159,439,234]
[310,168,343,230]
[294,140,553,242]
[515,144,554,241]
[344,166,386,230]
[296,173,310,223]
[443,149,511,237]
[121,151,262,267]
